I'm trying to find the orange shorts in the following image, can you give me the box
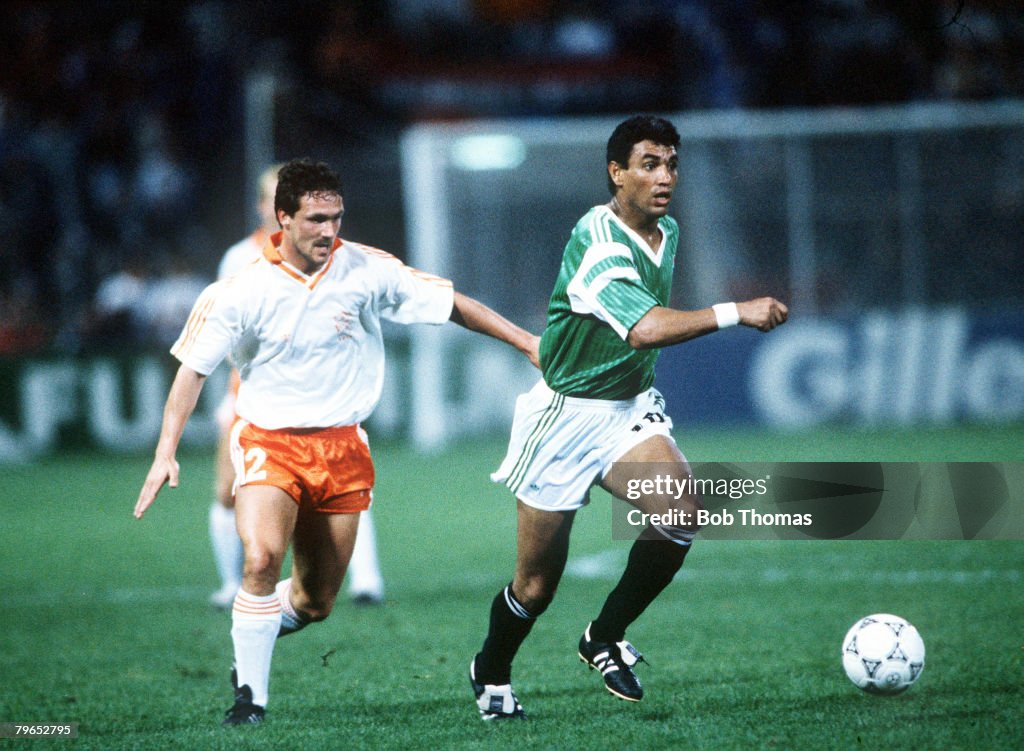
[229,421,374,513]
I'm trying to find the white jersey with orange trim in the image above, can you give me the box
[173,232,454,429]
[217,229,269,281]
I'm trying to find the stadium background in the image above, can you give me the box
[1,2,1022,749]
[2,0,1023,454]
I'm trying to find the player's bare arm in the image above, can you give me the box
[450,291,541,368]
[627,296,788,350]
[134,365,208,519]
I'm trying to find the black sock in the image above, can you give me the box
[475,584,538,684]
[589,533,691,644]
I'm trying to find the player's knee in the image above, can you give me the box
[292,589,337,622]
[298,601,334,623]
[242,546,285,583]
[640,493,703,541]
[639,509,700,544]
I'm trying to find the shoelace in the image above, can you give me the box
[593,642,648,674]
[620,641,648,668]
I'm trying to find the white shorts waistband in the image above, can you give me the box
[534,379,652,412]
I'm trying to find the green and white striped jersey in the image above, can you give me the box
[539,204,678,399]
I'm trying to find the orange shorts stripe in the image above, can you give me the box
[230,422,375,514]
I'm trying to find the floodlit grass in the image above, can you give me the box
[1,423,1021,750]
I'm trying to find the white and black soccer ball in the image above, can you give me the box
[841,613,925,695]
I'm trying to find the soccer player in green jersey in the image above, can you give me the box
[470,115,788,719]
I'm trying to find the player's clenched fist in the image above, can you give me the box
[738,297,788,332]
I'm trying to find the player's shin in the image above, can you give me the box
[475,583,543,684]
[589,529,693,643]
[231,590,282,707]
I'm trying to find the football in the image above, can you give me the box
[841,613,925,694]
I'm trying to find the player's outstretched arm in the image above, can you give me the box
[134,365,208,519]
[627,296,788,350]
[449,291,541,368]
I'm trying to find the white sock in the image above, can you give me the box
[209,503,243,591]
[231,590,282,707]
[347,510,384,598]
[275,578,310,637]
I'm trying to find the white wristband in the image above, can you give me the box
[712,302,740,329]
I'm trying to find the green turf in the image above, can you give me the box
[1,423,1021,750]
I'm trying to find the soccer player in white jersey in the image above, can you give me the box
[207,164,387,610]
[133,158,539,726]
[469,116,788,719]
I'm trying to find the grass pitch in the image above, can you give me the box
[1,423,1021,750]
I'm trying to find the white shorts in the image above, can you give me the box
[491,379,675,512]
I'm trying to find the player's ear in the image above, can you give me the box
[277,208,290,229]
[608,161,625,190]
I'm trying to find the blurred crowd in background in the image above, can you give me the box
[1,0,1022,356]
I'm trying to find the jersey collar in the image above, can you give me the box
[600,206,665,267]
[262,232,342,289]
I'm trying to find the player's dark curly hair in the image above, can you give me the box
[605,115,680,195]
[274,158,344,219]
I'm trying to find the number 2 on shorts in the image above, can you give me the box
[243,447,268,483]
